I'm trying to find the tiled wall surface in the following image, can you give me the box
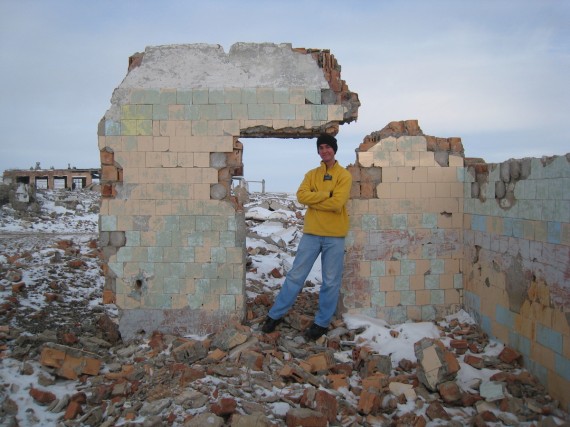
[98,44,359,340]
[341,134,465,324]
[462,155,570,411]
[98,44,568,408]
[99,86,349,338]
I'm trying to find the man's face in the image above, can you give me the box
[318,144,335,162]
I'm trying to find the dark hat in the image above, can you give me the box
[316,134,338,153]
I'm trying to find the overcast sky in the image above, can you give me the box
[1,0,568,192]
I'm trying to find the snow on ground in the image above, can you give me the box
[0,188,568,426]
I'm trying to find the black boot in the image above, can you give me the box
[261,316,282,333]
[305,323,328,340]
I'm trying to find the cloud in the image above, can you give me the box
[1,0,568,189]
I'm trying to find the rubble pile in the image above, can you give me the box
[0,189,568,426]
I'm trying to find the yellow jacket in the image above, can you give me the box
[296,161,352,237]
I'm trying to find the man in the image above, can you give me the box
[262,134,352,340]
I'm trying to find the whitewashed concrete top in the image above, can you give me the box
[119,43,329,89]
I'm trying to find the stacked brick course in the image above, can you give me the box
[97,43,569,409]
[97,43,359,340]
[341,120,465,324]
[463,154,570,410]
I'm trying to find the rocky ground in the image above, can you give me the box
[0,188,569,427]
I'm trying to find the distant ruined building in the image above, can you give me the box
[2,164,99,190]
[2,164,100,207]
[97,43,569,409]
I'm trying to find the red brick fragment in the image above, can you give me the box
[64,401,83,420]
[438,381,462,404]
[270,268,283,278]
[29,387,56,405]
[62,333,78,344]
[11,282,26,293]
[464,354,484,369]
[498,346,521,364]
[286,407,328,427]
[210,397,237,417]
[67,260,85,269]
[449,339,468,349]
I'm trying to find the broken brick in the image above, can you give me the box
[425,401,450,421]
[29,387,56,405]
[498,346,521,364]
[361,372,389,391]
[300,387,338,423]
[239,350,263,371]
[438,381,462,404]
[389,382,416,402]
[67,260,85,269]
[172,339,208,364]
[357,389,382,415]
[62,333,78,345]
[269,267,282,278]
[359,354,392,378]
[326,373,348,390]
[64,400,83,420]
[148,331,166,352]
[210,327,248,351]
[464,354,484,369]
[306,352,335,373]
[415,338,459,391]
[210,397,237,417]
[286,407,327,427]
[279,363,321,387]
[11,282,25,293]
[449,339,468,349]
[40,343,102,380]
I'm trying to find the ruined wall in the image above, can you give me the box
[341,120,465,323]
[462,155,570,410]
[98,43,359,340]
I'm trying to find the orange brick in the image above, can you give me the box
[445,289,460,304]
[410,275,424,291]
[102,290,116,304]
[102,165,119,181]
[327,374,348,390]
[492,322,509,343]
[416,290,430,306]
[440,274,454,289]
[307,353,335,373]
[415,260,431,275]
[386,261,400,276]
[40,344,102,380]
[548,371,570,412]
[407,305,422,321]
[379,276,395,292]
[386,291,400,307]
[444,259,460,273]
[531,342,555,371]
[100,150,114,165]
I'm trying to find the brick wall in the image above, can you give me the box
[341,121,465,324]
[97,43,359,340]
[462,155,570,411]
[98,43,569,409]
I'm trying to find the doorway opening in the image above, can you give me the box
[241,138,321,194]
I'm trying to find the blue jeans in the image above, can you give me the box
[268,233,346,327]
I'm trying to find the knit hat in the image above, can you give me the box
[316,134,338,154]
